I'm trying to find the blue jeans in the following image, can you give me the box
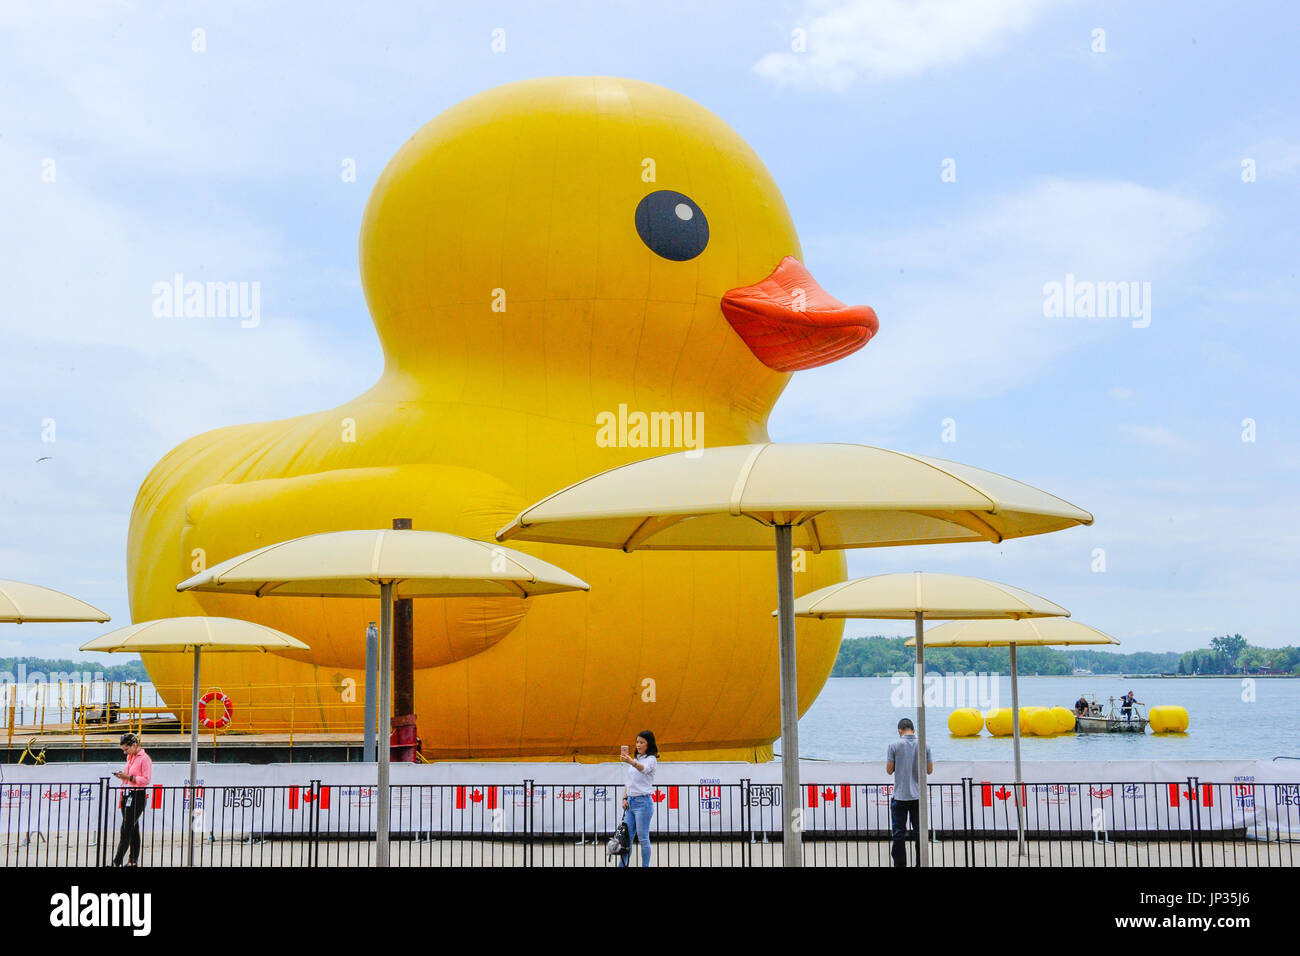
[619,794,653,867]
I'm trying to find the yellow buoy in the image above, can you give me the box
[984,708,1014,736]
[1019,706,1045,734]
[1028,709,1059,737]
[1051,706,1076,733]
[1148,705,1190,733]
[948,708,985,737]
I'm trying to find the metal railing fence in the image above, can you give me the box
[2,778,1295,867]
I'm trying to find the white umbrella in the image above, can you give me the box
[177,528,589,866]
[498,442,1093,866]
[1,580,109,623]
[82,616,308,866]
[792,572,1068,866]
[910,617,1121,858]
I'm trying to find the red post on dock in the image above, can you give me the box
[390,518,419,762]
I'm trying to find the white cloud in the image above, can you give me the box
[755,0,1063,89]
[1245,139,1300,180]
[0,3,477,180]
[777,178,1213,428]
[0,136,379,646]
[832,474,1300,650]
[1118,424,1191,451]
[0,138,376,435]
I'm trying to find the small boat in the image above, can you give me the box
[1072,695,1147,734]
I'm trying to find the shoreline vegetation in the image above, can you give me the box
[831,633,1300,679]
[4,632,1296,687]
[0,655,149,683]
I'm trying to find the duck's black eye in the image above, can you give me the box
[634,190,708,261]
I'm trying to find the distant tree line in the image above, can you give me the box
[829,636,1074,677]
[1062,648,1184,675]
[830,633,1300,677]
[1175,634,1300,676]
[0,656,149,683]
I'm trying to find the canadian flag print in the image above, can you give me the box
[1167,784,1214,808]
[805,785,835,808]
[456,787,498,810]
[288,786,331,810]
[804,785,853,809]
[982,783,1025,807]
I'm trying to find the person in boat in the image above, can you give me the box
[1120,690,1143,723]
[1074,694,1090,717]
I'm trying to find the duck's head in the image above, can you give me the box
[360,77,877,412]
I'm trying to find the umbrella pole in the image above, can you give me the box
[914,612,929,867]
[774,523,801,868]
[378,582,393,868]
[187,646,201,868]
[1010,642,1025,859]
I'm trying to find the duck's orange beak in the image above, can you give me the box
[720,256,878,372]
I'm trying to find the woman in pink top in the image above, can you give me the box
[112,732,152,866]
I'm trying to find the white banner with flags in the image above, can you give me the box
[2,759,1297,838]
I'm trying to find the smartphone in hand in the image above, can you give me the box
[620,745,629,757]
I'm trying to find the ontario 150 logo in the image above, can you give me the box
[223,787,265,809]
[1233,776,1256,809]
[699,779,721,814]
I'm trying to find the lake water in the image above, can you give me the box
[5,676,1295,763]
[794,676,1300,762]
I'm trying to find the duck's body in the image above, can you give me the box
[127,77,878,760]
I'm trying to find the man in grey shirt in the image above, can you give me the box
[886,717,933,867]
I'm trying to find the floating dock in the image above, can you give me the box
[2,727,368,764]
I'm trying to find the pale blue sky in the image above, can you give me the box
[1,0,1296,659]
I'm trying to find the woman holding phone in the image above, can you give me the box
[618,730,658,867]
[112,732,152,867]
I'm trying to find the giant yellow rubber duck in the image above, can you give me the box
[127,77,879,760]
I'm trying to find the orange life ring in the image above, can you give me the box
[198,690,233,730]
